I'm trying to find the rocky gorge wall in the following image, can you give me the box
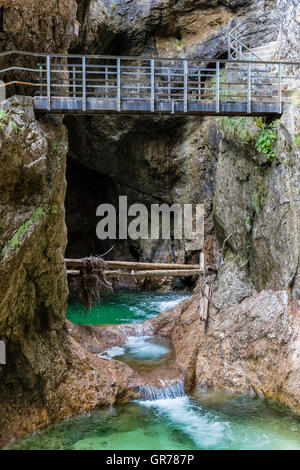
[0,97,140,448]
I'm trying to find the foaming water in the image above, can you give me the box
[7,390,300,450]
[67,290,189,325]
[139,380,185,401]
[140,396,227,449]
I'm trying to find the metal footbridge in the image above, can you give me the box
[0,50,299,116]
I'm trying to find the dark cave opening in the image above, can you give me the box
[65,157,143,263]
[65,157,116,259]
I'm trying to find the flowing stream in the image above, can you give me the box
[7,290,300,450]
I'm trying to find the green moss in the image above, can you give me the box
[176,39,182,47]
[1,207,47,259]
[216,116,254,144]
[50,204,58,214]
[52,141,64,156]
[251,177,268,216]
[293,132,300,148]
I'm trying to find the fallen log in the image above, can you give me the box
[105,269,200,278]
[65,258,200,271]
[67,269,200,278]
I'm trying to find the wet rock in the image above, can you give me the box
[148,289,300,415]
[0,97,138,447]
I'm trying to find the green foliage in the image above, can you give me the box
[176,39,182,47]
[0,110,8,129]
[0,111,21,133]
[10,119,20,133]
[255,122,277,160]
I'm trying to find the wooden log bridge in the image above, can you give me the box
[65,258,202,278]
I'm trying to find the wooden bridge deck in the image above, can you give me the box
[0,51,299,116]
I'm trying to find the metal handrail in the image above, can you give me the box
[228,33,265,63]
[0,52,298,116]
[227,12,275,64]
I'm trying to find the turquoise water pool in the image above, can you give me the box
[7,391,300,450]
[67,290,189,324]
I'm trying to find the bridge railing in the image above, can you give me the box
[0,51,299,114]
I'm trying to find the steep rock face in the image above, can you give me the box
[66,115,218,271]
[277,0,300,62]
[147,289,300,414]
[0,0,77,54]
[213,111,300,297]
[74,0,277,58]
[0,97,138,448]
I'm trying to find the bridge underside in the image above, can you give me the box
[34,97,281,116]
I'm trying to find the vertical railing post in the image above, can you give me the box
[117,57,121,112]
[38,64,43,97]
[72,66,76,98]
[278,62,282,114]
[198,70,201,101]
[247,61,251,114]
[137,66,140,99]
[183,59,188,112]
[216,60,220,113]
[151,59,155,112]
[82,56,86,111]
[46,55,51,111]
[168,69,171,101]
[105,66,108,99]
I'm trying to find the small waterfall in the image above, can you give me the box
[139,380,185,401]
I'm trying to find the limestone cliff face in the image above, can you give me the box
[0,98,138,448]
[0,0,77,54]
[147,289,300,415]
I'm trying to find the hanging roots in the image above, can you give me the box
[79,256,112,312]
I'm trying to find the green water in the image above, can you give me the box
[67,290,189,324]
[7,391,300,450]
